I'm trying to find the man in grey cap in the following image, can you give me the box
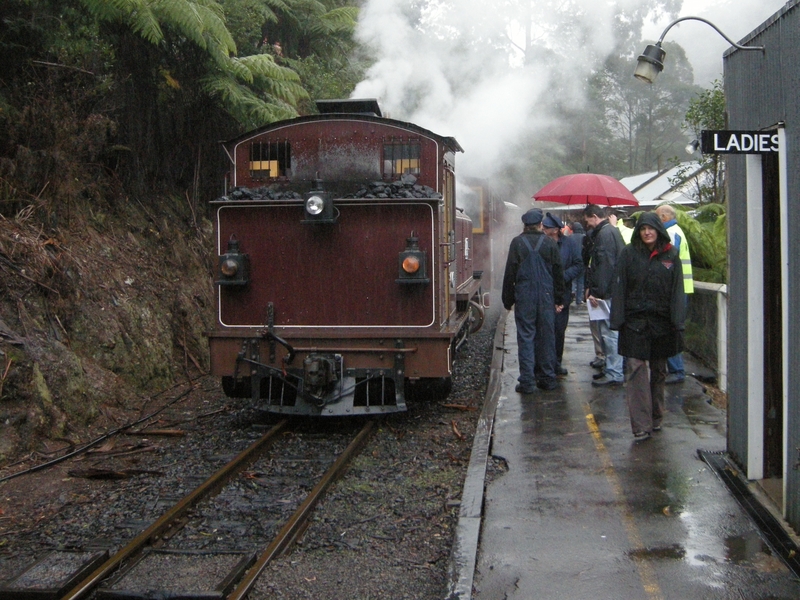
[502,208,565,393]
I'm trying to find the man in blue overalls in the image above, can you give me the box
[501,208,566,393]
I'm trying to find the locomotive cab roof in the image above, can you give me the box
[221,99,463,155]
[315,98,382,117]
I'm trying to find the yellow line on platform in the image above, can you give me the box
[583,403,664,600]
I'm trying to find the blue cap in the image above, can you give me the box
[542,212,563,229]
[521,208,543,225]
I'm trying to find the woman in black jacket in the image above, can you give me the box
[610,212,686,440]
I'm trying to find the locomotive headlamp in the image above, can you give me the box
[215,235,250,287]
[302,179,337,224]
[305,195,325,215]
[396,234,429,284]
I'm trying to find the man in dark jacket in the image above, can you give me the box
[542,212,583,376]
[610,212,686,438]
[570,222,586,305]
[502,208,565,393]
[583,204,626,386]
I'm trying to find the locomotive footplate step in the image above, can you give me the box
[95,549,255,600]
[0,550,108,600]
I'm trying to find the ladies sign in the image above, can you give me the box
[701,130,780,154]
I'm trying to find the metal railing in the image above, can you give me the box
[687,282,728,392]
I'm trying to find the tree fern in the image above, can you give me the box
[79,0,307,126]
[675,205,727,284]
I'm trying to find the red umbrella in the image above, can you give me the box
[532,173,638,206]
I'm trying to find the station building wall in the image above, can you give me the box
[723,0,800,530]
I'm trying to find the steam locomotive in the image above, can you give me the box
[208,99,487,415]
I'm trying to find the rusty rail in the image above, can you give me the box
[227,418,376,599]
[60,419,290,600]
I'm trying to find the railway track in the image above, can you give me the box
[2,308,500,599]
[3,418,376,599]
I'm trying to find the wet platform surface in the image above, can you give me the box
[469,305,800,599]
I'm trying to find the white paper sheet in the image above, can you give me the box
[587,298,611,321]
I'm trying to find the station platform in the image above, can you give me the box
[447,305,800,599]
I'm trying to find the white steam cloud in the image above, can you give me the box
[352,0,787,210]
[352,0,663,196]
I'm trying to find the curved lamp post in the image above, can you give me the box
[634,16,765,84]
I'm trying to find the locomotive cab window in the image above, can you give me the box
[383,141,420,178]
[249,141,291,178]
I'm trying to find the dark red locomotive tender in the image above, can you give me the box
[209,99,486,415]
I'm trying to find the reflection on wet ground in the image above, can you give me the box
[474,307,800,599]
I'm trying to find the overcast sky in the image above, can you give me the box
[644,0,788,86]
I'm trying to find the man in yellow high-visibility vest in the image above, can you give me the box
[655,204,693,384]
[609,210,634,245]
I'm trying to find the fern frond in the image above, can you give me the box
[314,6,358,34]
[235,54,302,83]
[193,2,237,54]
[227,56,255,84]
[201,74,298,128]
[184,0,226,21]
[261,0,296,15]
[80,0,165,44]
[260,76,309,106]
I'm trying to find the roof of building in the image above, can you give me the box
[619,161,708,208]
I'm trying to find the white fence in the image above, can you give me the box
[691,282,728,393]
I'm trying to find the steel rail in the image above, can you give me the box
[60,419,290,600]
[227,418,377,599]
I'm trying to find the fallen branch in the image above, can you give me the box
[177,333,204,374]
[30,60,95,75]
[67,468,163,480]
[0,253,59,294]
[124,429,185,437]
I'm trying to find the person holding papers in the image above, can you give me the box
[610,212,686,440]
[583,204,626,387]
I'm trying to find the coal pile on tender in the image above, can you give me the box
[344,175,442,199]
[218,175,441,202]
[221,187,304,201]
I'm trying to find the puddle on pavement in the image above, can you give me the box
[724,530,772,564]
[628,543,686,560]
[628,531,774,567]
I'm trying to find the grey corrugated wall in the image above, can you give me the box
[724,0,800,530]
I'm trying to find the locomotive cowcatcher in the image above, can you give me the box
[208,99,484,416]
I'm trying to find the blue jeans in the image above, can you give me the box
[597,319,624,382]
[515,303,557,389]
[668,296,688,377]
[572,277,585,304]
[667,353,685,377]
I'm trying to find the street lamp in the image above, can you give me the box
[634,16,765,84]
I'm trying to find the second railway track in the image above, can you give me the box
[58,419,376,598]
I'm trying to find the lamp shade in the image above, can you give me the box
[634,44,666,84]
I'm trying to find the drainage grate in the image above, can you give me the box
[698,449,800,578]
